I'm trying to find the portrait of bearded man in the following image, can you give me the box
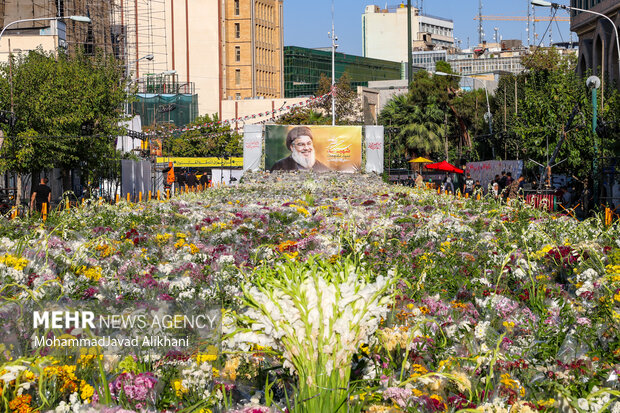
[270,126,331,172]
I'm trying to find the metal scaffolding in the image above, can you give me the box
[117,0,168,80]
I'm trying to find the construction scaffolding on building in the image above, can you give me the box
[116,0,168,79]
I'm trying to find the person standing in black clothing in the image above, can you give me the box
[186,170,197,190]
[177,170,187,192]
[199,172,210,188]
[30,177,52,213]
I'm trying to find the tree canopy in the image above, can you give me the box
[158,114,242,157]
[0,48,128,177]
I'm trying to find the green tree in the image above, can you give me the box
[0,48,127,203]
[379,68,472,164]
[491,48,619,179]
[276,108,330,125]
[314,72,361,124]
[160,114,242,157]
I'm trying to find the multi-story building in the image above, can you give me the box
[1,1,284,122]
[570,0,620,86]
[362,4,454,63]
[411,50,448,72]
[145,0,284,118]
[284,46,403,98]
[447,54,525,76]
[223,0,283,101]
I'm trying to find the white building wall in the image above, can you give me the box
[362,6,412,62]
[164,0,221,117]
[363,5,453,62]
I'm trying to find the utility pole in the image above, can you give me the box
[407,0,413,85]
[478,0,484,45]
[527,0,531,46]
[330,0,337,126]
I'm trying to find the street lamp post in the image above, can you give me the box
[434,71,493,136]
[531,0,620,79]
[0,16,92,43]
[329,0,338,126]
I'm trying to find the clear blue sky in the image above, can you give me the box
[283,0,573,56]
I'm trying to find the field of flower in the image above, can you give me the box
[0,171,619,413]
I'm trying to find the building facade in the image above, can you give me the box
[284,46,403,98]
[362,4,454,63]
[223,0,284,101]
[570,0,620,87]
[0,0,118,62]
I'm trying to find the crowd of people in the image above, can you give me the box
[396,169,598,215]
[174,169,211,192]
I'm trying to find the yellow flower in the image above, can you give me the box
[440,240,451,252]
[503,321,515,332]
[410,363,429,377]
[80,380,94,401]
[189,243,200,254]
[174,239,186,249]
[0,254,29,271]
[222,357,241,381]
[95,243,116,257]
[82,266,102,282]
[176,232,187,239]
[9,394,33,413]
[277,240,297,252]
[284,251,299,260]
[173,379,188,397]
[155,233,172,245]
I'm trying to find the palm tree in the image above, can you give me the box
[380,94,445,158]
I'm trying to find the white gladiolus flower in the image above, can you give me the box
[231,261,394,396]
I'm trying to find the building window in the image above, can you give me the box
[235,23,240,38]
[235,46,241,62]
[235,69,241,85]
[234,0,240,15]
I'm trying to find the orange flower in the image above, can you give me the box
[9,394,33,413]
[277,240,298,253]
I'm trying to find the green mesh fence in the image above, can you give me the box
[131,94,199,128]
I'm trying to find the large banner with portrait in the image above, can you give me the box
[265,125,362,173]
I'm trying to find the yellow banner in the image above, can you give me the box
[156,157,243,168]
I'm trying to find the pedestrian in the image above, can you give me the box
[507,176,525,201]
[186,170,197,190]
[473,180,483,196]
[491,182,500,199]
[463,172,474,197]
[164,162,175,195]
[30,177,52,213]
[415,172,424,188]
[199,172,210,188]
[498,171,508,193]
[443,175,454,194]
[177,169,187,192]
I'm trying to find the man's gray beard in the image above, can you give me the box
[291,149,316,169]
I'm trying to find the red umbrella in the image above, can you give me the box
[424,160,464,174]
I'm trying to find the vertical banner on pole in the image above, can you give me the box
[243,125,263,172]
[365,126,384,174]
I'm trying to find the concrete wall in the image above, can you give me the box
[165,0,221,117]
[0,34,58,63]
[363,6,410,62]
